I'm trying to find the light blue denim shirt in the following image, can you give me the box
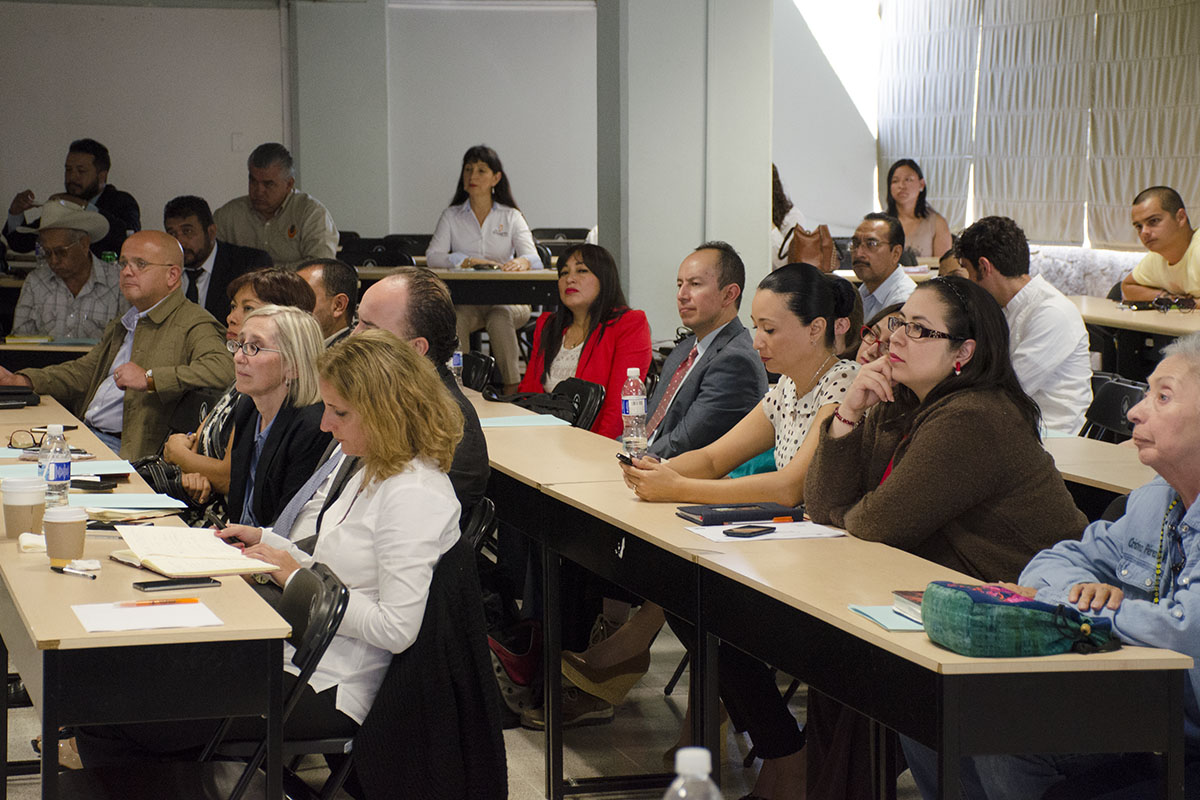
[1020,475,1200,741]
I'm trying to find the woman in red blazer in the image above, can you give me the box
[517,244,651,438]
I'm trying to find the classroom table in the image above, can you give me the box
[0,399,291,799]
[472,390,1192,800]
[0,343,94,372]
[355,265,560,306]
[1070,295,1200,337]
[1044,435,1155,495]
[833,267,935,285]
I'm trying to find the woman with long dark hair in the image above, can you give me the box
[885,158,953,260]
[426,144,542,392]
[516,243,650,438]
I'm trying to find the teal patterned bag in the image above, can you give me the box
[921,581,1121,658]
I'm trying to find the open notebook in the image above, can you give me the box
[112,526,278,578]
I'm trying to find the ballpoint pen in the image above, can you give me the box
[50,566,96,580]
[118,598,199,607]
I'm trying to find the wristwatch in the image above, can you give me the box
[144,369,156,393]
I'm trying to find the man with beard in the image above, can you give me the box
[4,139,141,258]
[164,195,272,321]
[850,212,916,321]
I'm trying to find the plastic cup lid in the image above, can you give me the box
[44,507,87,523]
[3,477,47,492]
[674,746,712,776]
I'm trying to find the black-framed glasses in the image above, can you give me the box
[1169,526,1187,579]
[117,257,174,272]
[887,315,964,342]
[226,340,282,358]
[8,430,45,450]
[848,238,890,252]
[1152,295,1196,314]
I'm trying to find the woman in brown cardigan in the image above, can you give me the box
[803,276,1087,800]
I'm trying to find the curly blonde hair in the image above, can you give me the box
[317,330,463,484]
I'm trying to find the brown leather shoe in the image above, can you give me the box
[560,648,651,706]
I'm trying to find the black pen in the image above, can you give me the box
[51,566,97,580]
[204,509,225,530]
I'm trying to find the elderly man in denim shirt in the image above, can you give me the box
[966,331,1200,799]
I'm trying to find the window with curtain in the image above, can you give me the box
[878,0,1200,248]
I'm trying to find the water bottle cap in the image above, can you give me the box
[626,367,639,378]
[674,746,711,776]
[47,424,63,436]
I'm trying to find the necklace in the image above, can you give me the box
[796,353,836,400]
[1151,496,1180,604]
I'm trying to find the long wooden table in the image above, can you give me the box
[356,265,560,306]
[470,391,1191,800]
[1044,435,1155,494]
[1070,295,1200,337]
[0,398,290,799]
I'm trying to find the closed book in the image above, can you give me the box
[892,589,925,623]
[675,502,804,526]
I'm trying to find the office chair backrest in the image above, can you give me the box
[1081,377,1147,443]
[281,563,350,703]
[553,377,605,431]
[384,233,434,258]
[536,242,554,270]
[462,351,498,391]
[463,497,497,553]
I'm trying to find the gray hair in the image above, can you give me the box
[1163,332,1200,379]
[241,304,323,406]
[247,142,294,178]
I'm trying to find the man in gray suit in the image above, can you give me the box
[646,241,767,458]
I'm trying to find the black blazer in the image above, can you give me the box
[440,366,490,515]
[206,240,273,322]
[226,396,331,527]
[5,184,141,258]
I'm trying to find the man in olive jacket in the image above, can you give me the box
[0,231,233,459]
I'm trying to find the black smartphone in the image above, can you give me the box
[70,478,117,491]
[615,452,634,466]
[724,524,775,538]
[133,577,221,592]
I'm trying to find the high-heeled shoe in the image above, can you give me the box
[560,648,651,706]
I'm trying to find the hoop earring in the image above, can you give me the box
[954,362,962,376]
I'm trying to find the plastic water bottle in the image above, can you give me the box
[662,747,721,800]
[40,424,71,507]
[621,367,647,456]
[448,351,463,386]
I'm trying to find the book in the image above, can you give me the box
[675,502,805,526]
[112,525,278,578]
[892,589,925,624]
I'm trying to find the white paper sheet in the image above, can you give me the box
[71,601,224,632]
[686,520,846,542]
[69,493,186,510]
[0,460,134,478]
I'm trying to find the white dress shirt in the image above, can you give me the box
[1004,274,1092,436]
[261,457,460,724]
[425,201,542,269]
[858,266,917,322]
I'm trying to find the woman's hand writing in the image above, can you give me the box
[241,543,301,586]
[216,524,263,548]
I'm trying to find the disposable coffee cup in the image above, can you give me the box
[43,507,87,567]
[2,477,46,539]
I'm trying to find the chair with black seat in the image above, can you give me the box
[461,351,498,392]
[515,243,556,362]
[338,231,360,249]
[463,496,497,555]
[1080,377,1148,443]
[1091,370,1120,398]
[552,377,605,430]
[531,227,591,242]
[383,233,433,259]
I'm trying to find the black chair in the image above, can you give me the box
[553,377,605,430]
[337,231,360,248]
[341,244,415,268]
[1091,370,1121,398]
[383,233,433,259]
[536,241,554,271]
[464,496,498,556]
[531,227,591,241]
[1080,377,1147,443]
[462,351,499,392]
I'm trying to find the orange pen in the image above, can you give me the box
[118,598,200,608]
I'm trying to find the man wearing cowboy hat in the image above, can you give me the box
[4,138,141,259]
[11,200,128,340]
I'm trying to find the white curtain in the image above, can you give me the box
[972,0,1093,244]
[1088,0,1200,249]
[877,0,980,230]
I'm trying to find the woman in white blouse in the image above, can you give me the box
[426,145,542,392]
[74,330,464,765]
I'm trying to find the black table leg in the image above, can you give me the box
[543,544,564,800]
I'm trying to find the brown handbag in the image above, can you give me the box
[781,223,836,273]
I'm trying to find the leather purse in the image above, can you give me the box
[781,223,836,273]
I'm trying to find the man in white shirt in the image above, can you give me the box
[959,215,1092,435]
[850,213,917,320]
[213,143,338,269]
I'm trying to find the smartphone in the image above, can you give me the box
[70,478,117,491]
[133,577,221,592]
[724,524,776,538]
[615,452,634,466]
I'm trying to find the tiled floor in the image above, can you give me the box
[5,626,920,799]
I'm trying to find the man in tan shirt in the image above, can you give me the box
[213,143,338,269]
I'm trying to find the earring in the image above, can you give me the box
[954,361,962,376]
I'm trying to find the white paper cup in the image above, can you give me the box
[43,506,87,567]
[3,477,47,539]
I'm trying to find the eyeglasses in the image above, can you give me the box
[1169,525,1187,580]
[36,240,84,262]
[848,238,890,252]
[117,257,175,272]
[226,339,282,357]
[887,315,964,342]
[8,430,45,450]
[859,325,891,352]
[1152,295,1196,314]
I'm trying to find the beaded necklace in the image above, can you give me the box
[1151,496,1180,605]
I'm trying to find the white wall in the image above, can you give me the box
[772,0,877,236]
[0,2,284,237]
[384,1,597,237]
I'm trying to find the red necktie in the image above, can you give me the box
[646,346,699,437]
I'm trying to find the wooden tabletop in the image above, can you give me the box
[1044,435,1156,494]
[0,343,93,354]
[357,264,560,283]
[482,424,626,487]
[833,267,935,284]
[1069,295,1200,336]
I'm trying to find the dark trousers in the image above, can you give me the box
[75,675,357,767]
[667,613,805,759]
